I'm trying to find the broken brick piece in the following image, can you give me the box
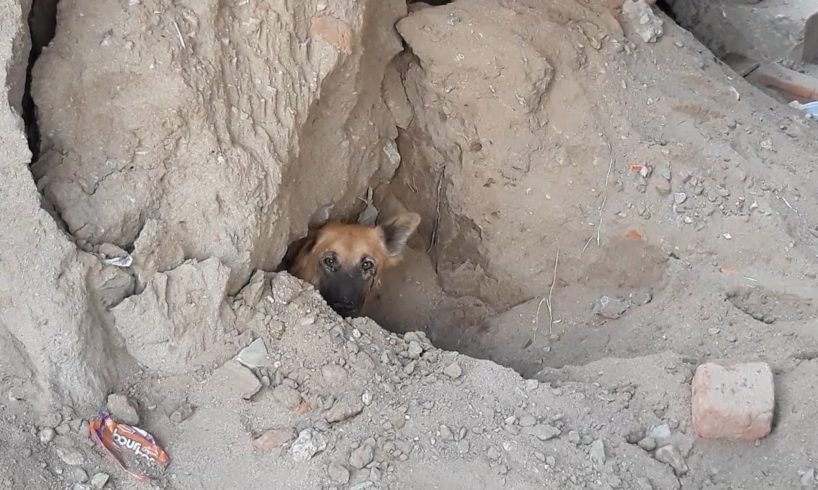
[692,362,774,441]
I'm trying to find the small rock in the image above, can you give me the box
[622,0,664,43]
[674,192,687,204]
[654,445,688,475]
[443,362,463,379]
[637,437,657,451]
[707,327,721,335]
[800,469,816,487]
[209,360,262,400]
[56,447,86,466]
[321,364,348,385]
[71,468,88,483]
[648,423,671,445]
[106,394,140,425]
[236,338,270,369]
[56,423,71,435]
[519,415,537,427]
[403,361,417,375]
[660,167,671,181]
[567,430,581,444]
[39,428,55,444]
[524,379,539,391]
[361,392,373,406]
[328,463,350,484]
[456,439,470,454]
[654,179,671,195]
[526,424,561,441]
[37,413,62,429]
[291,428,327,462]
[349,444,374,469]
[252,428,296,451]
[273,385,303,409]
[594,296,630,319]
[692,362,774,440]
[407,341,423,359]
[325,400,364,423]
[589,439,606,465]
[487,447,501,460]
[89,473,109,489]
[546,455,557,467]
[169,402,195,424]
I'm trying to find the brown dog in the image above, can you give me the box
[289,213,421,317]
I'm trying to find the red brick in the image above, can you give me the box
[691,362,774,440]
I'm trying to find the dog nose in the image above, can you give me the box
[330,300,359,317]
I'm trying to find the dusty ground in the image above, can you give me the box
[2,0,818,489]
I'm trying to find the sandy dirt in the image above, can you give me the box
[2,0,818,489]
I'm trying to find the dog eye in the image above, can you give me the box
[322,256,337,269]
[361,259,375,272]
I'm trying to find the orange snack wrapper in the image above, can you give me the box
[88,411,170,482]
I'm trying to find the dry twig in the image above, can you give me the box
[528,247,560,347]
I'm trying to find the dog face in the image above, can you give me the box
[290,213,421,317]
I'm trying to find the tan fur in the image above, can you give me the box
[290,213,420,309]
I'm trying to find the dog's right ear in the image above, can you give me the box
[279,231,317,272]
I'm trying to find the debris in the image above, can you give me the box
[88,412,170,482]
[169,402,195,424]
[594,295,631,319]
[71,468,88,483]
[39,427,56,444]
[622,0,664,43]
[654,445,688,475]
[349,444,374,469]
[273,385,303,409]
[753,63,818,101]
[99,243,133,268]
[692,362,774,440]
[56,447,86,466]
[106,394,140,425]
[525,424,561,441]
[637,437,656,451]
[291,428,327,462]
[210,360,262,400]
[328,462,351,484]
[236,338,270,369]
[325,400,364,423]
[589,439,607,465]
[89,473,110,489]
[407,341,424,359]
[443,362,463,379]
[252,428,296,451]
[321,364,349,385]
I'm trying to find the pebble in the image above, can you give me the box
[211,360,262,400]
[654,445,688,475]
[56,423,71,435]
[407,341,423,359]
[56,447,86,466]
[89,473,110,489]
[800,469,816,487]
[361,392,373,406]
[252,428,296,451]
[524,379,539,391]
[403,361,417,375]
[594,296,630,319]
[273,385,302,409]
[546,455,557,467]
[674,192,687,204]
[519,415,537,427]
[589,439,607,465]
[39,428,56,444]
[349,444,374,469]
[328,463,350,484]
[568,431,581,445]
[654,179,672,195]
[439,425,454,441]
[456,440,470,454]
[443,362,463,379]
[38,413,62,429]
[487,447,501,460]
[71,468,88,483]
[707,327,721,335]
[291,428,328,462]
[236,338,270,369]
[527,424,561,441]
[321,364,348,385]
[170,402,195,424]
[638,437,657,451]
[326,401,364,423]
[106,394,140,425]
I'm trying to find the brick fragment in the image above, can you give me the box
[691,362,774,440]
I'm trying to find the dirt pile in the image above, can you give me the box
[2,0,818,488]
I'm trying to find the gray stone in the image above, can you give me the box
[210,361,262,400]
[328,463,350,484]
[38,428,55,444]
[443,362,463,379]
[594,296,630,319]
[236,338,270,369]
[654,445,688,475]
[106,394,140,425]
[407,341,423,359]
[291,429,328,462]
[349,444,374,469]
[590,439,607,465]
[526,424,561,441]
[638,437,657,452]
[90,473,110,489]
[170,402,195,423]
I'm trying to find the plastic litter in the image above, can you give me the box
[88,411,170,482]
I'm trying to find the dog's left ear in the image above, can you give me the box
[378,212,421,257]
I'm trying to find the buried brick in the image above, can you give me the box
[691,362,774,440]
